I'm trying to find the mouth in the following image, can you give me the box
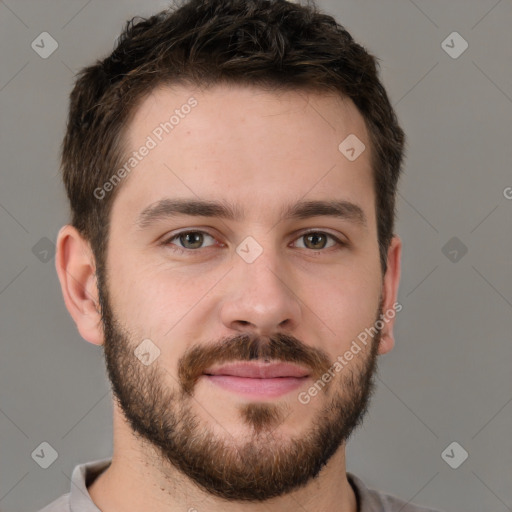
[202,361,311,398]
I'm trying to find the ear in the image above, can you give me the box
[377,234,402,355]
[55,225,104,346]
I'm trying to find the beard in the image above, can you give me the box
[99,276,382,502]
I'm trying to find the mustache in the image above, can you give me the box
[177,333,333,395]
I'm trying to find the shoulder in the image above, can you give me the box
[348,472,443,512]
[34,493,70,512]
[369,489,443,512]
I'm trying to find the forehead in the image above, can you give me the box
[113,83,375,228]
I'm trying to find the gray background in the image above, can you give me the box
[1,1,511,511]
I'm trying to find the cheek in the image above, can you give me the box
[309,268,381,351]
[106,249,174,335]
[109,260,215,351]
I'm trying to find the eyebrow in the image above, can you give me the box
[135,198,367,230]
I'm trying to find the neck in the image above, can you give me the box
[88,408,358,512]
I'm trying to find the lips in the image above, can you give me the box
[203,361,310,379]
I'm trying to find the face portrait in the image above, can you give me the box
[67,83,401,501]
[5,0,505,510]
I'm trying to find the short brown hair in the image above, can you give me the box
[61,0,405,279]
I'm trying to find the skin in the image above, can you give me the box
[56,83,401,512]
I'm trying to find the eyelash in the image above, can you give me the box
[161,229,347,255]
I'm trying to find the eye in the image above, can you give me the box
[163,230,218,254]
[161,229,346,255]
[292,231,345,251]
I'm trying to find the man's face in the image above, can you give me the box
[99,84,389,500]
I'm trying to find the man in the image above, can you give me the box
[40,0,441,510]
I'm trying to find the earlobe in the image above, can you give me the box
[378,234,402,355]
[55,225,105,346]
[378,330,395,355]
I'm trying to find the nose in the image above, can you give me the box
[219,247,302,337]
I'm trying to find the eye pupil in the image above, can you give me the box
[181,231,203,249]
[305,232,326,250]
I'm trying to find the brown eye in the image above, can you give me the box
[293,231,345,251]
[304,232,328,250]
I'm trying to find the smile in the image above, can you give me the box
[202,361,311,398]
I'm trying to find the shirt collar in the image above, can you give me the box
[70,458,376,512]
[69,457,111,512]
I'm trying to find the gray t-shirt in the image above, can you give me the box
[36,457,442,512]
